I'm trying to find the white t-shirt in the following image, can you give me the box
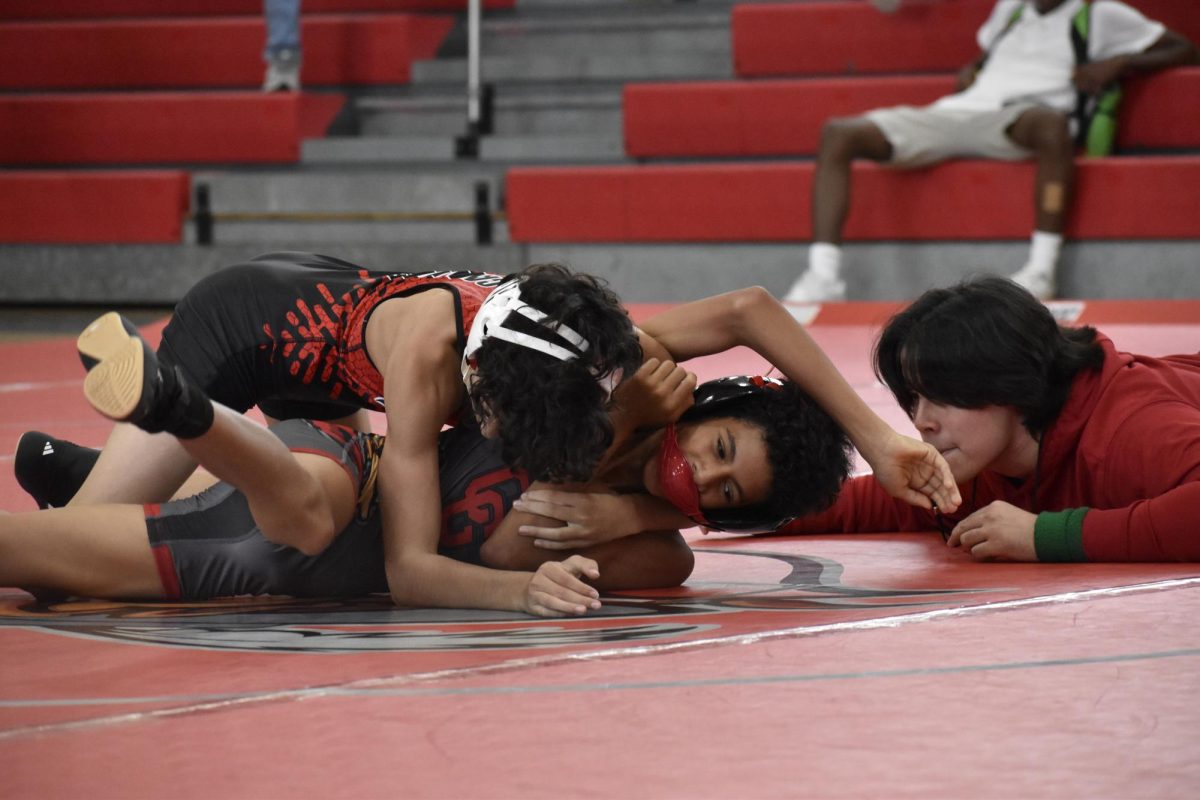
[935,0,1166,112]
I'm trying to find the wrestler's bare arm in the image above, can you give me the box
[372,290,601,616]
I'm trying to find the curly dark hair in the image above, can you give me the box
[469,263,642,482]
[874,275,1105,438]
[682,380,853,526]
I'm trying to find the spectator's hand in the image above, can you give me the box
[867,431,962,514]
[515,489,638,549]
[523,556,602,617]
[955,62,980,92]
[1073,56,1129,96]
[947,501,1037,561]
[612,357,697,430]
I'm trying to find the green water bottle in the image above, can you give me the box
[1085,85,1122,157]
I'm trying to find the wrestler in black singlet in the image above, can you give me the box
[156,251,503,422]
[144,420,530,599]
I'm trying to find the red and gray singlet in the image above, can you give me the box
[144,420,530,599]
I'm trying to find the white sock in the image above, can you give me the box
[809,242,842,281]
[1026,231,1062,274]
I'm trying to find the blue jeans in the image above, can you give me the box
[263,0,301,61]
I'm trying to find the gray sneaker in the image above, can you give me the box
[263,50,301,92]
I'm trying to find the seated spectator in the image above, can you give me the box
[784,0,1195,302]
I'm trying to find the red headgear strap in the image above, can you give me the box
[657,424,705,523]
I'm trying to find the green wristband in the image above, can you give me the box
[1034,507,1090,562]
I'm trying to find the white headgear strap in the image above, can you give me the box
[463,280,620,398]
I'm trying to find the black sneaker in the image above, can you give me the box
[13,431,101,509]
[77,312,214,439]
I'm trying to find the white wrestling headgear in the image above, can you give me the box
[461,278,623,399]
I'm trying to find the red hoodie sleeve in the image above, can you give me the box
[778,474,939,534]
[1035,400,1200,562]
[1036,482,1200,562]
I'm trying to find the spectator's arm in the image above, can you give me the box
[1075,30,1196,94]
[955,51,989,92]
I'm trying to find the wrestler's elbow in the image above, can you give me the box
[595,531,695,591]
[735,285,778,317]
[654,533,696,587]
[723,285,777,330]
[382,550,430,607]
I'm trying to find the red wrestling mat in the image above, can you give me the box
[2,301,1199,798]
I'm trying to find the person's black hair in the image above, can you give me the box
[682,380,853,524]
[874,275,1105,437]
[470,263,642,482]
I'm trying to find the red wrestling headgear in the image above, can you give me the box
[656,423,706,524]
[658,375,795,532]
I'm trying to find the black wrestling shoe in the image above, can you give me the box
[13,431,101,509]
[77,312,214,439]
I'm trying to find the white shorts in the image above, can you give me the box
[865,103,1037,168]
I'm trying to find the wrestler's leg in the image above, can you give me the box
[0,506,164,598]
[70,311,203,506]
[17,430,216,508]
[77,313,355,555]
[177,407,357,555]
[70,424,197,506]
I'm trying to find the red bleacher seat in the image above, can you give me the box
[733,0,1200,78]
[0,1,512,20]
[624,68,1200,158]
[733,0,990,78]
[505,157,1200,242]
[1119,68,1200,151]
[0,171,189,243]
[0,14,454,89]
[0,93,344,164]
[624,76,953,158]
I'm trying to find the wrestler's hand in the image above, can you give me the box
[612,357,697,430]
[523,556,602,617]
[1073,56,1129,96]
[947,501,1037,562]
[867,431,962,514]
[515,489,637,549]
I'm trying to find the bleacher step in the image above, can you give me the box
[356,87,623,137]
[412,53,732,86]
[0,93,344,165]
[4,240,1196,305]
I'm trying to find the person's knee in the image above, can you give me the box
[819,117,879,161]
[258,484,337,556]
[1026,111,1073,156]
